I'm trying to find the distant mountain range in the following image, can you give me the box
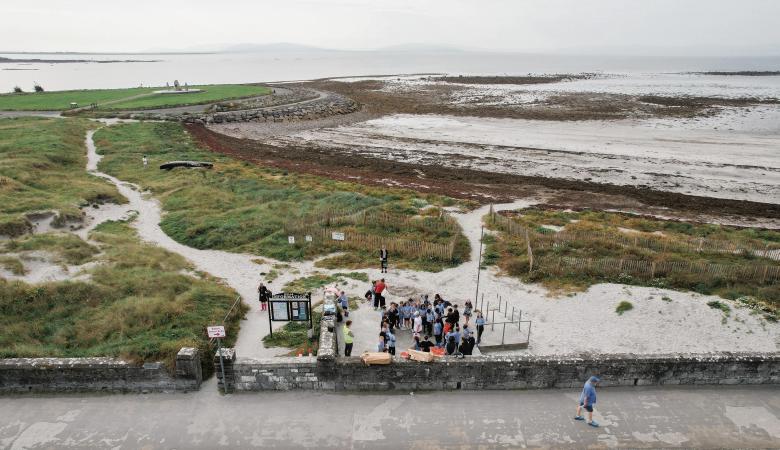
[4,42,778,57]
[150,42,467,54]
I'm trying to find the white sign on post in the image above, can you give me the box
[305,235,312,242]
[331,231,345,241]
[207,325,226,338]
[288,236,295,244]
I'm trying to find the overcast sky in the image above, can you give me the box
[3,0,780,54]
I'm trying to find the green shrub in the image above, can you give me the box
[707,300,731,315]
[615,301,634,315]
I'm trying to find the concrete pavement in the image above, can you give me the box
[1,384,778,449]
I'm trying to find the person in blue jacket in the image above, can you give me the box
[575,376,601,427]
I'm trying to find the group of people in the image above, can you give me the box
[372,290,487,357]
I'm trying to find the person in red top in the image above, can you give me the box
[375,278,387,308]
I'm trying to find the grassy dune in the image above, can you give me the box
[485,208,780,317]
[0,220,246,372]
[94,122,469,270]
[0,117,124,236]
[0,117,246,372]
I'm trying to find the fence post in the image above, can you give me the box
[501,323,506,345]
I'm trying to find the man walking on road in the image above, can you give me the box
[575,376,601,427]
[343,320,354,356]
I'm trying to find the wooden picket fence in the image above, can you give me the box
[304,208,459,233]
[288,226,458,261]
[488,210,780,261]
[537,255,780,284]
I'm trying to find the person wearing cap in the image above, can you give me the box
[575,376,601,427]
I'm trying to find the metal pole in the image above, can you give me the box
[501,323,506,345]
[268,301,273,337]
[511,307,515,323]
[491,310,495,331]
[474,225,484,303]
[217,337,227,395]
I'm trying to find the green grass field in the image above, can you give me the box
[485,208,780,319]
[104,84,270,110]
[94,122,469,271]
[0,84,270,111]
[0,117,124,236]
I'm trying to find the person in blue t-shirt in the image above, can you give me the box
[433,320,443,347]
[575,376,601,427]
[383,326,397,355]
[474,311,486,344]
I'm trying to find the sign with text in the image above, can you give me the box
[270,301,290,321]
[269,293,311,322]
[267,292,313,337]
[288,236,295,244]
[305,235,313,242]
[331,231,345,241]
[207,325,226,338]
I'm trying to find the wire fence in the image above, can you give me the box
[488,210,780,260]
[287,226,458,261]
[487,209,780,284]
[299,208,460,233]
[537,255,780,284]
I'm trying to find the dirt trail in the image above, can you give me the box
[86,126,302,358]
[78,126,778,358]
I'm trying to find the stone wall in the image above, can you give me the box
[118,92,359,124]
[226,350,779,392]
[206,88,319,113]
[215,316,780,392]
[0,347,202,393]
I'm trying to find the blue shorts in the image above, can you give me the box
[579,402,593,412]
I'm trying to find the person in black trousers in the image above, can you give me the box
[379,246,388,273]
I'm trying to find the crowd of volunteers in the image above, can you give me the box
[363,279,485,357]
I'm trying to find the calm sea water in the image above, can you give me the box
[2,51,780,92]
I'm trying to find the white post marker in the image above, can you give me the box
[288,236,295,244]
[208,325,228,394]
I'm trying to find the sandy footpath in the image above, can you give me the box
[6,125,771,359]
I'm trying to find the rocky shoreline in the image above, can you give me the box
[103,90,360,124]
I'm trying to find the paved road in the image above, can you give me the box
[0,110,60,118]
[1,384,778,449]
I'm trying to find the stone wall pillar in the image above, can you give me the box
[214,348,236,393]
[175,347,202,390]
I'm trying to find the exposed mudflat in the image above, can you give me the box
[209,73,780,224]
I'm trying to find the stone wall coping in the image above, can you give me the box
[236,356,318,365]
[229,351,779,368]
[0,357,137,369]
